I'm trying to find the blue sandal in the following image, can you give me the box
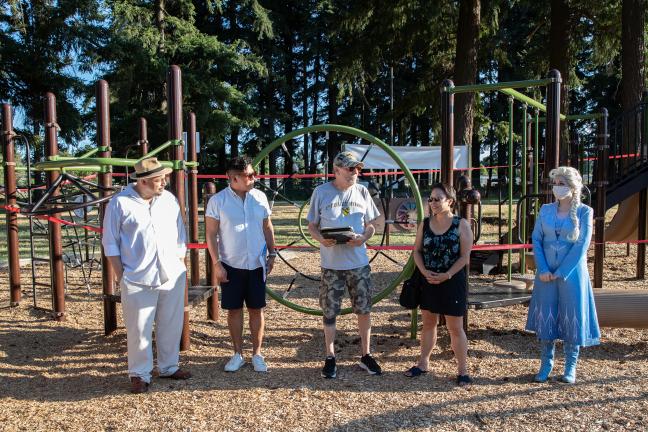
[404,366,428,378]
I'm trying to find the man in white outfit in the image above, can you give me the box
[205,156,276,373]
[102,157,191,394]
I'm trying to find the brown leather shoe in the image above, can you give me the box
[130,377,149,394]
[159,368,192,380]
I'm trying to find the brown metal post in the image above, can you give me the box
[167,65,190,350]
[187,113,200,286]
[44,93,66,320]
[544,70,562,201]
[204,182,219,321]
[637,94,648,279]
[638,189,647,279]
[594,109,608,289]
[138,118,149,156]
[456,175,473,331]
[441,79,455,186]
[97,80,117,334]
[2,104,21,306]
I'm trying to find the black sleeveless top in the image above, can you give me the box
[422,216,462,273]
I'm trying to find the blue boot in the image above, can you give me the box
[534,340,555,383]
[560,343,580,384]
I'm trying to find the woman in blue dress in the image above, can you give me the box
[526,166,600,384]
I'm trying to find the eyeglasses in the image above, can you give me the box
[344,166,361,173]
[428,197,445,203]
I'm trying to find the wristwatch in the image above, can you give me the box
[268,251,277,258]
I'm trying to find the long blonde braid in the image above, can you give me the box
[550,166,583,242]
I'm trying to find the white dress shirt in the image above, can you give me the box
[205,186,271,270]
[102,184,187,287]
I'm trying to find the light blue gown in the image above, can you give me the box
[525,202,600,347]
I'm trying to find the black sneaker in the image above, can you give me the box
[359,354,382,375]
[321,356,337,379]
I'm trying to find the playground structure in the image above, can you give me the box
[2,66,648,345]
[439,71,648,328]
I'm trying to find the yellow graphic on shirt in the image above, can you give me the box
[342,206,350,216]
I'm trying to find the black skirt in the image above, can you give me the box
[418,268,467,317]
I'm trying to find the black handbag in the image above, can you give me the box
[399,267,422,309]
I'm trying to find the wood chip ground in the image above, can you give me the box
[1,245,647,431]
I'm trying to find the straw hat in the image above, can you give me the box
[130,157,172,180]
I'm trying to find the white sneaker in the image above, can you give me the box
[251,354,268,373]
[224,353,245,372]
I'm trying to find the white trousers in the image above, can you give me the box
[121,271,186,383]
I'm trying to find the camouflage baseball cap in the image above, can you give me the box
[333,151,364,168]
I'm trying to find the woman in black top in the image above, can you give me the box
[404,183,473,385]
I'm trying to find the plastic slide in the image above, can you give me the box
[605,193,643,242]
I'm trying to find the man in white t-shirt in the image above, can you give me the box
[102,157,191,394]
[307,151,382,379]
[205,156,276,373]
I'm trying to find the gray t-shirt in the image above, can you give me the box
[306,182,380,270]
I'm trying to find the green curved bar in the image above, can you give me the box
[297,199,318,248]
[252,124,423,316]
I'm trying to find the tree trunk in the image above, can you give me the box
[621,0,645,111]
[453,0,480,161]
[549,0,571,164]
[302,51,309,173]
[218,137,227,175]
[283,30,296,175]
[230,127,239,158]
[327,81,339,172]
[310,34,321,174]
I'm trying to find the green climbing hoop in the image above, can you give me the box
[252,124,424,316]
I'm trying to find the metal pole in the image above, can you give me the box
[456,175,473,331]
[44,93,66,321]
[594,109,608,289]
[2,104,21,306]
[637,93,648,279]
[167,65,190,351]
[638,189,647,279]
[534,109,540,197]
[439,79,456,336]
[139,118,149,155]
[187,113,200,286]
[441,79,455,186]
[390,66,394,146]
[507,97,514,281]
[97,80,117,334]
[544,70,562,202]
[204,182,219,321]
[520,104,528,274]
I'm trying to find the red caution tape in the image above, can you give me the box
[186,242,534,251]
[3,203,646,249]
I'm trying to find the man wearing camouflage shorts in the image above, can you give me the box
[307,151,382,379]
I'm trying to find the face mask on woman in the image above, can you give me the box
[552,185,572,200]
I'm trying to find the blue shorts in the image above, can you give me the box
[220,262,267,310]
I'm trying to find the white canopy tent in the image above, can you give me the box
[344,144,468,170]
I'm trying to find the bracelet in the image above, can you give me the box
[268,252,277,258]
[446,272,452,280]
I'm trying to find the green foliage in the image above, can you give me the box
[0,0,105,146]
[0,0,641,177]
[100,0,268,155]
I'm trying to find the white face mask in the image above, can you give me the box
[552,185,572,200]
